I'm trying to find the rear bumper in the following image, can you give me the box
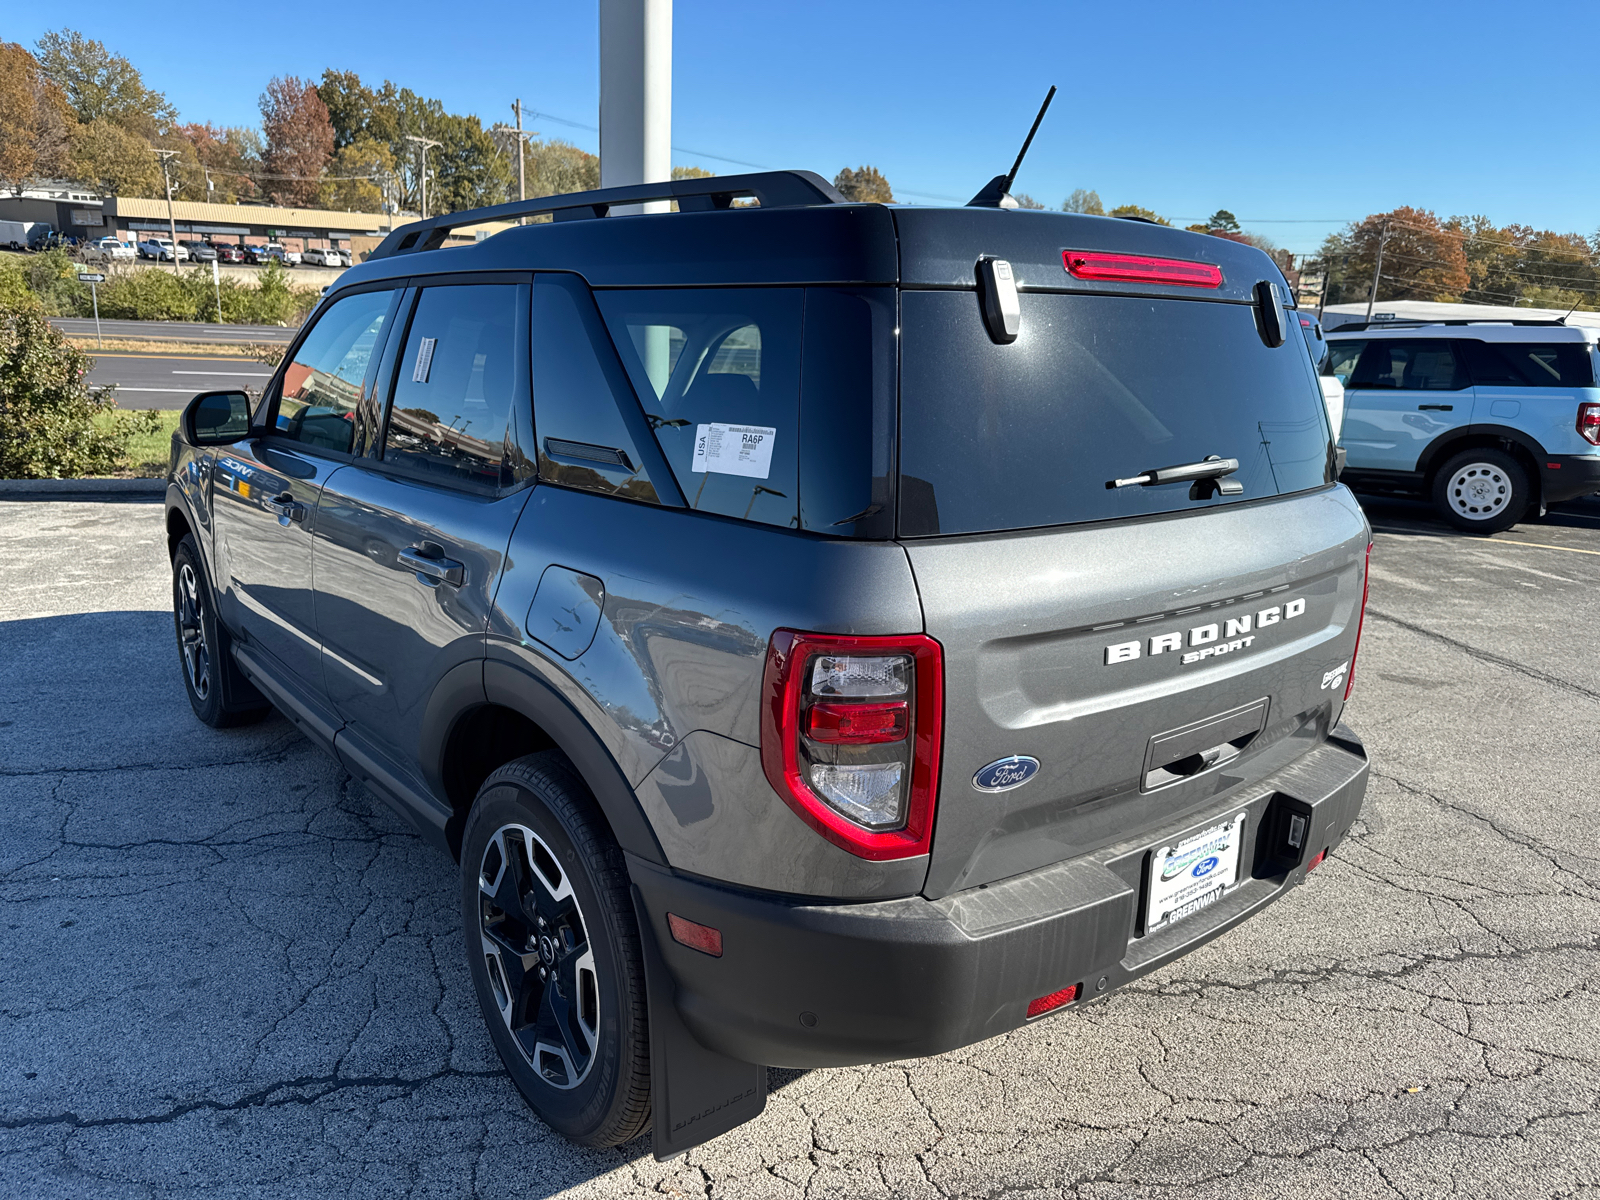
[630,725,1369,1069]
[1542,454,1600,505]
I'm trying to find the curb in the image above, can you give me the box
[0,477,166,498]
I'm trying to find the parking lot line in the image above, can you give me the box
[1371,527,1600,557]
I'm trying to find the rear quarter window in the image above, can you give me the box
[1458,340,1596,388]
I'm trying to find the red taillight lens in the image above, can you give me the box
[761,630,944,861]
[1063,249,1223,289]
[1578,403,1600,446]
[806,701,909,745]
[667,913,723,957]
[1345,542,1372,701]
[1027,984,1081,1018]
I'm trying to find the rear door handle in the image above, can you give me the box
[264,493,307,523]
[399,544,465,586]
[1417,404,1453,411]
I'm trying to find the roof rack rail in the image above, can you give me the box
[1330,318,1573,332]
[367,169,847,260]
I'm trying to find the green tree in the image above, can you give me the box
[67,118,161,195]
[1206,209,1240,232]
[317,138,394,212]
[426,111,511,213]
[1062,188,1103,215]
[527,139,599,198]
[833,165,893,203]
[1108,204,1170,226]
[34,29,173,133]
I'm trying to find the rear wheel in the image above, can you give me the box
[1431,448,1529,534]
[461,753,651,1147]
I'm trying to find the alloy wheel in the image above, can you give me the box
[176,562,212,701]
[1445,462,1510,522]
[478,824,601,1090]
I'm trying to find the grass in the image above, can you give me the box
[91,408,181,478]
[66,336,271,358]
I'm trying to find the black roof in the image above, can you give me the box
[336,169,1285,303]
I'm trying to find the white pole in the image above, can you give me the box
[212,257,222,323]
[91,280,101,348]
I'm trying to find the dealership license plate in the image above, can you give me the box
[1145,812,1248,933]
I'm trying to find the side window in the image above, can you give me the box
[1458,340,1596,388]
[596,287,803,528]
[530,275,660,504]
[382,283,528,489]
[1324,339,1364,384]
[1349,340,1467,390]
[272,289,393,454]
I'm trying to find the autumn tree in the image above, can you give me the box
[35,29,172,134]
[672,165,712,180]
[1323,207,1468,304]
[527,139,599,199]
[1444,216,1598,310]
[1108,204,1170,226]
[0,43,74,194]
[1062,188,1103,214]
[1013,193,1045,210]
[173,122,261,203]
[833,166,893,204]
[317,139,394,212]
[260,76,334,207]
[67,119,160,195]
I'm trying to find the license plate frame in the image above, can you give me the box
[1145,811,1248,934]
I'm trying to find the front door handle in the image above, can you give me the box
[264,493,307,523]
[1417,404,1454,411]
[399,544,465,586]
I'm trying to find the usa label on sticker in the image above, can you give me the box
[412,337,436,384]
[691,423,776,479]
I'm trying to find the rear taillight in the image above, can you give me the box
[1063,249,1223,289]
[1345,542,1372,701]
[761,631,943,860]
[1578,403,1600,446]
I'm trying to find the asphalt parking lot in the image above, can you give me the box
[2,492,1598,1199]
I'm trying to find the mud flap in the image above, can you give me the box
[631,885,767,1160]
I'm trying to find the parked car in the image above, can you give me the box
[1328,321,1600,532]
[214,244,246,264]
[241,242,297,266]
[84,236,136,261]
[181,239,218,263]
[301,246,342,266]
[164,169,1371,1159]
[334,246,354,267]
[138,238,188,262]
[1299,313,1344,438]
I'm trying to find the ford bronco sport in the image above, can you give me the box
[165,168,1372,1157]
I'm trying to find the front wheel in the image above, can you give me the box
[172,535,269,728]
[461,753,651,1147]
[1431,448,1530,534]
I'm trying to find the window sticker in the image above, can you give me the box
[412,337,437,384]
[691,422,776,479]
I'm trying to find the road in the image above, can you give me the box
[1,492,1597,1199]
[50,318,296,344]
[85,351,277,411]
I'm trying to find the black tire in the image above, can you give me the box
[171,534,270,728]
[461,753,650,1147]
[1431,448,1530,534]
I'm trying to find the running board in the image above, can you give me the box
[630,885,767,1159]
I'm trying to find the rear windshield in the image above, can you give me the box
[898,291,1332,537]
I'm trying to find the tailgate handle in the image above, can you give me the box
[1142,699,1268,792]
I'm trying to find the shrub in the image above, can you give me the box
[0,304,159,478]
[25,249,88,317]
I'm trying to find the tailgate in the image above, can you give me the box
[908,487,1369,897]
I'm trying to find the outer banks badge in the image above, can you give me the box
[973,755,1040,793]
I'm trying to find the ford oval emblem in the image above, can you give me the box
[973,756,1040,793]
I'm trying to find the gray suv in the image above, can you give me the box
[164,170,1372,1157]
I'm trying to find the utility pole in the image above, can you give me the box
[152,148,181,276]
[1364,221,1391,323]
[491,102,538,223]
[405,135,442,219]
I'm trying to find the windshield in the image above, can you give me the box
[898,291,1333,537]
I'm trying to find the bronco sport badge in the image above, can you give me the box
[1104,598,1306,667]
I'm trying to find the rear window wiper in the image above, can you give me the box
[1107,454,1243,500]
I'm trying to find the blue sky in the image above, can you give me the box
[13,0,1599,256]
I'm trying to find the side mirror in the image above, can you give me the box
[184,390,252,446]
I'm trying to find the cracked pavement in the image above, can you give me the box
[3,493,1599,1199]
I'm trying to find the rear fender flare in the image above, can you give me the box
[1416,424,1548,492]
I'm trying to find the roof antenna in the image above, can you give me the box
[1558,296,1583,324]
[967,85,1057,209]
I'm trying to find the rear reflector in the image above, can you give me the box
[1064,249,1223,289]
[1306,849,1327,871]
[667,913,723,957]
[1027,984,1081,1018]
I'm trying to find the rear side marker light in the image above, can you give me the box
[761,630,944,861]
[1306,849,1328,872]
[1346,542,1372,701]
[1064,250,1223,289]
[1027,984,1081,1018]
[1578,403,1600,447]
[667,913,723,957]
